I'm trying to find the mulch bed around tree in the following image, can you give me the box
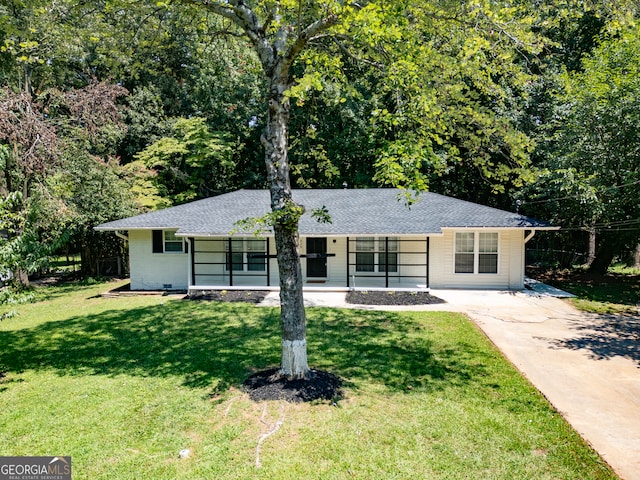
[346,290,446,306]
[189,290,269,304]
[242,368,342,403]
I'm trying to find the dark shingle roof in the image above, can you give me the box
[95,189,554,236]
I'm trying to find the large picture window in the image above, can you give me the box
[355,237,398,272]
[455,232,498,274]
[225,239,266,272]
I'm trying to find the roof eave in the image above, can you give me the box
[94,226,183,232]
[440,225,559,230]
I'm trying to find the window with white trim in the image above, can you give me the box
[355,237,398,272]
[164,231,184,252]
[478,232,498,273]
[225,239,267,272]
[455,232,498,274]
[246,239,267,271]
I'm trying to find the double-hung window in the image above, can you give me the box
[355,237,398,273]
[379,237,398,272]
[246,239,267,271]
[478,232,498,274]
[455,232,498,274]
[355,237,375,272]
[225,239,266,272]
[225,239,244,271]
[164,231,184,252]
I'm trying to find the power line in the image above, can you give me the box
[555,219,640,232]
[522,179,640,206]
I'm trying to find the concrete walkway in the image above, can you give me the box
[261,287,640,480]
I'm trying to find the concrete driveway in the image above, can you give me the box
[431,288,640,480]
[264,286,640,479]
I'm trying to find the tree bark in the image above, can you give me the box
[263,71,309,379]
[587,227,596,266]
[588,236,616,275]
[186,0,339,379]
[15,268,29,287]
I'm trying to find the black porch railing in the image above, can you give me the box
[190,238,271,287]
[346,237,429,288]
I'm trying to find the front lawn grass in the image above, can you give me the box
[0,280,616,479]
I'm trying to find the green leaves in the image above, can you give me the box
[356,1,544,195]
[524,19,640,270]
[135,117,237,204]
[0,190,52,282]
[234,198,306,235]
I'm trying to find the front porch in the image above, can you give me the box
[187,236,431,291]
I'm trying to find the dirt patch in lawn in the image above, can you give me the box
[242,368,342,403]
[346,290,445,306]
[190,290,269,304]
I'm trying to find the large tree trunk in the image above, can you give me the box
[196,0,338,379]
[588,236,616,275]
[263,72,309,379]
[587,227,596,266]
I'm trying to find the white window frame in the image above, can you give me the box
[454,231,499,275]
[355,237,398,273]
[224,238,267,272]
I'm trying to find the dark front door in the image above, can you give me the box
[306,237,327,278]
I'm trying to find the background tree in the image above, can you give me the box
[0,79,129,284]
[522,21,640,273]
[134,117,237,204]
[47,151,140,276]
[0,87,59,285]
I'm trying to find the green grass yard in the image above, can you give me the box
[0,280,616,479]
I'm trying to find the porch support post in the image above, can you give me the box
[190,237,195,287]
[346,236,350,288]
[426,236,430,288]
[385,236,389,288]
[228,237,233,287]
[266,238,271,287]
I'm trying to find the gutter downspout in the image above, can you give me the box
[115,231,129,242]
[521,230,536,290]
[524,230,536,244]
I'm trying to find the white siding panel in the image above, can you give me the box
[508,230,525,289]
[328,237,347,284]
[429,230,525,290]
[128,230,189,290]
[401,237,429,285]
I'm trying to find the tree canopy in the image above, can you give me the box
[523,22,640,272]
[0,0,638,289]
